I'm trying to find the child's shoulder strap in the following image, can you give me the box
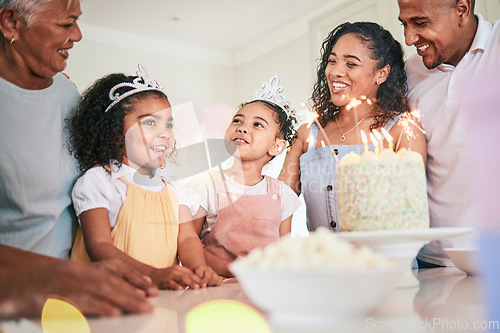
[207,170,230,210]
[264,176,280,195]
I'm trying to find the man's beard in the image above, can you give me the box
[424,54,446,70]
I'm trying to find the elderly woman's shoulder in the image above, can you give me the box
[52,72,80,97]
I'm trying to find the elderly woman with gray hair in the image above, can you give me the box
[0,0,158,318]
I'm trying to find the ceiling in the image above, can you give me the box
[79,0,335,53]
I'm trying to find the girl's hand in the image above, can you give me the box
[150,265,204,290]
[193,265,224,287]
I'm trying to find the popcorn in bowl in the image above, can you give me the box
[237,227,391,271]
[230,229,402,321]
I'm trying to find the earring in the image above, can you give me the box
[376,80,381,86]
[10,37,14,44]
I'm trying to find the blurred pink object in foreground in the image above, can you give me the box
[460,66,500,325]
[460,70,500,231]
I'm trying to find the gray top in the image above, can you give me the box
[0,73,80,258]
[300,114,402,231]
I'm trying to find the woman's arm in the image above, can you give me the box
[80,208,203,290]
[0,260,155,319]
[0,244,58,266]
[0,245,158,318]
[278,123,309,195]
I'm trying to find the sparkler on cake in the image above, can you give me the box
[300,98,428,232]
[336,112,429,232]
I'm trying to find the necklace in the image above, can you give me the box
[335,115,369,142]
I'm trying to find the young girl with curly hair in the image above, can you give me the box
[186,75,302,277]
[67,66,222,289]
[279,22,426,232]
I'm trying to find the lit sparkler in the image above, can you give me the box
[395,109,425,150]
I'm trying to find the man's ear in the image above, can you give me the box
[456,0,473,26]
[269,139,287,156]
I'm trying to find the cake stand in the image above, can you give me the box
[337,227,475,288]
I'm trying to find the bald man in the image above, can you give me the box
[398,0,500,268]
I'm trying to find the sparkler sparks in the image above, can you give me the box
[395,109,425,150]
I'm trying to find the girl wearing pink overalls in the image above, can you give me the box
[187,76,301,277]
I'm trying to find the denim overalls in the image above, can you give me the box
[299,114,402,231]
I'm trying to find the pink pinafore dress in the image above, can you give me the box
[202,171,282,261]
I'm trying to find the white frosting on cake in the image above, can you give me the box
[337,148,429,231]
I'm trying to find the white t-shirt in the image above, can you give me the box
[406,15,500,266]
[186,170,301,238]
[72,163,200,228]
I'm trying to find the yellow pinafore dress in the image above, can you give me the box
[71,176,179,268]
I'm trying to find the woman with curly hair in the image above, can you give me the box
[279,22,426,232]
[67,66,222,289]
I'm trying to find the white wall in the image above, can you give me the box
[65,35,238,110]
[476,0,500,22]
[236,34,315,114]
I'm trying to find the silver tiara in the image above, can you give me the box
[104,64,165,112]
[249,75,291,117]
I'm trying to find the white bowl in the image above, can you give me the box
[444,248,481,275]
[230,263,402,322]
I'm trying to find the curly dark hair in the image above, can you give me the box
[238,100,298,145]
[66,73,169,172]
[311,22,409,129]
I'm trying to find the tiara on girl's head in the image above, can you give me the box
[104,64,165,112]
[249,75,292,117]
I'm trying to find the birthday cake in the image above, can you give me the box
[337,148,429,231]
